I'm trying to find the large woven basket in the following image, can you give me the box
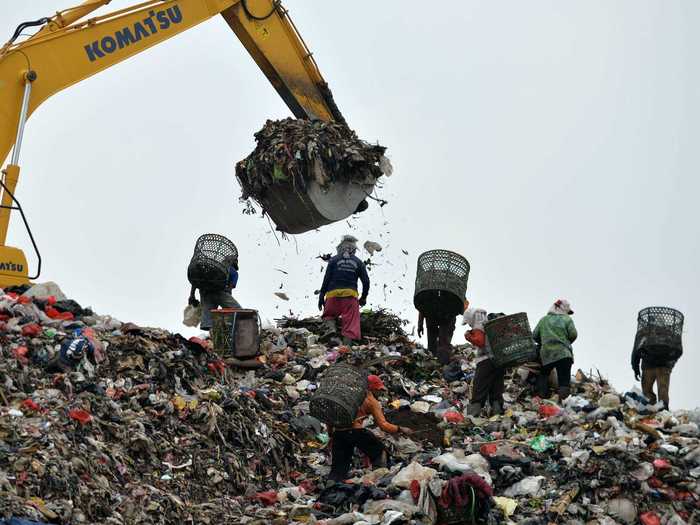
[634,306,684,359]
[414,250,470,319]
[187,234,237,291]
[483,312,537,368]
[310,364,368,427]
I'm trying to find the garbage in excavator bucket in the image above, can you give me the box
[236,118,389,234]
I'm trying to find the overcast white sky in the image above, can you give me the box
[1,1,698,408]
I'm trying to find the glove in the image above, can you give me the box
[359,296,367,307]
[188,296,200,307]
[318,298,325,312]
[417,325,424,338]
[634,369,640,381]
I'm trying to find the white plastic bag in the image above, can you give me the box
[391,461,437,488]
[182,305,201,327]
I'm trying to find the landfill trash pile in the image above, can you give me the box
[235,118,390,205]
[2,284,700,524]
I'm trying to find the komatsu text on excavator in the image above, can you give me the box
[0,0,362,287]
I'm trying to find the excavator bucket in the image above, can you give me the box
[258,178,374,234]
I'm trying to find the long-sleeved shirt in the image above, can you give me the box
[350,392,398,433]
[320,254,370,300]
[533,313,578,366]
[631,345,682,371]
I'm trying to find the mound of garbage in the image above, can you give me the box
[1,283,699,524]
[235,118,390,205]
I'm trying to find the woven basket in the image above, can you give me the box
[310,364,368,427]
[634,306,684,359]
[414,250,470,318]
[483,312,537,368]
[187,234,237,291]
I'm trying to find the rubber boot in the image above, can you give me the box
[536,373,549,398]
[558,386,570,401]
[491,400,504,416]
[372,451,388,469]
[467,402,483,416]
[320,319,337,343]
[341,336,353,347]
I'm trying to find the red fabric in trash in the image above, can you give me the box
[254,491,278,506]
[444,411,465,423]
[68,409,92,425]
[640,512,661,525]
[465,329,485,348]
[21,324,41,337]
[17,295,31,304]
[438,472,493,509]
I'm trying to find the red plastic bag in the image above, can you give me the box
[21,324,41,337]
[17,295,31,304]
[13,346,29,365]
[653,458,671,471]
[21,399,41,411]
[480,443,498,457]
[410,479,421,502]
[538,404,562,418]
[465,329,485,348]
[45,306,74,321]
[68,409,93,425]
[640,512,661,525]
[443,411,465,423]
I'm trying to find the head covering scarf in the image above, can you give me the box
[336,234,358,257]
[549,299,574,315]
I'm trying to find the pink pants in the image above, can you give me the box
[323,296,361,340]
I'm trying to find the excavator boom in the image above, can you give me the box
[0,0,346,285]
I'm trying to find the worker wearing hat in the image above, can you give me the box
[533,299,578,400]
[328,374,413,481]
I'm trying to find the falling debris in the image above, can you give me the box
[364,240,383,255]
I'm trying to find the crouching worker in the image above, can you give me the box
[329,374,412,481]
[533,299,578,400]
[189,255,241,331]
[464,309,506,416]
[47,337,95,373]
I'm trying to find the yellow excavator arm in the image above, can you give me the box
[0,0,345,285]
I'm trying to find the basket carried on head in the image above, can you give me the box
[211,308,261,358]
[187,234,238,291]
[634,306,684,359]
[414,250,470,319]
[483,312,537,368]
[310,364,369,427]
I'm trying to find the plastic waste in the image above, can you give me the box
[391,461,437,488]
[528,435,553,452]
[503,476,544,497]
[182,304,201,327]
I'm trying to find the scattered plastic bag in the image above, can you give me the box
[182,304,202,327]
[392,461,437,488]
[528,435,553,452]
[503,476,544,497]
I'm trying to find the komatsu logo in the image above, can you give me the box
[0,262,23,273]
[84,5,183,62]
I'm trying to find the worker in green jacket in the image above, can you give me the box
[533,299,578,400]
